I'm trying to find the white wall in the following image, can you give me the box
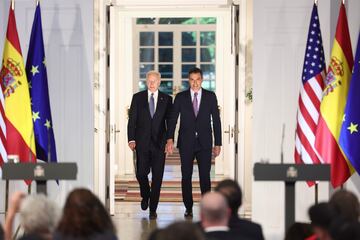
[253,0,360,239]
[0,0,94,222]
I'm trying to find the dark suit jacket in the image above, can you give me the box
[127,90,172,152]
[229,215,265,240]
[205,230,250,240]
[168,88,221,150]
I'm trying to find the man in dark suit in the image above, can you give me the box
[127,71,172,219]
[167,67,222,218]
[215,179,265,240]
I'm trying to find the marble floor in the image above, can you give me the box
[112,202,200,240]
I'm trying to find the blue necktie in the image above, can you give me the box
[193,92,198,117]
[149,93,155,118]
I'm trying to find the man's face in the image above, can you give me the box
[147,74,161,93]
[189,72,203,92]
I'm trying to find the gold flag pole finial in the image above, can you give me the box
[11,0,14,10]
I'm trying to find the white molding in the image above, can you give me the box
[112,0,230,7]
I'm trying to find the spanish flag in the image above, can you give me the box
[315,3,354,187]
[0,5,36,168]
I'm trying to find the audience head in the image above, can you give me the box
[329,189,360,222]
[200,192,230,229]
[214,179,242,215]
[56,188,115,238]
[148,221,204,240]
[285,222,313,240]
[19,194,60,236]
[308,202,337,240]
[0,223,4,240]
[330,219,360,240]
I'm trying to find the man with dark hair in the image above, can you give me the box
[167,67,222,218]
[215,179,264,240]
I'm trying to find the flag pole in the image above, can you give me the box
[315,183,318,204]
[11,0,14,10]
[36,0,39,6]
[314,0,318,6]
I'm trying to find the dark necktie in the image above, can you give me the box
[149,93,155,118]
[193,92,198,117]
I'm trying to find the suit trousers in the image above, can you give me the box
[136,141,165,212]
[179,138,212,210]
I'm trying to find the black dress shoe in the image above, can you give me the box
[184,209,193,218]
[141,198,149,210]
[149,211,157,219]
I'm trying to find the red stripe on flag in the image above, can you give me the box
[315,116,351,187]
[304,78,321,110]
[6,7,22,55]
[298,96,317,134]
[6,120,36,164]
[294,137,316,187]
[296,123,321,164]
[335,4,353,69]
[315,74,325,92]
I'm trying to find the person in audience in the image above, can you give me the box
[200,191,246,240]
[0,223,4,240]
[329,189,360,222]
[329,219,360,240]
[54,188,117,240]
[4,192,60,240]
[284,222,314,240]
[308,202,337,240]
[148,221,204,240]
[214,179,264,240]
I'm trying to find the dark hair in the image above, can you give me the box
[56,188,115,238]
[329,189,360,222]
[150,222,204,240]
[285,222,313,240]
[330,219,360,240]
[0,224,4,240]
[214,179,242,215]
[308,202,337,230]
[188,67,203,78]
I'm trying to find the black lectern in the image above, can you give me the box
[2,162,77,195]
[253,163,330,231]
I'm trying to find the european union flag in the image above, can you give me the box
[339,32,360,174]
[25,3,57,163]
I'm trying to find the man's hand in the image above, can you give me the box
[212,146,221,157]
[128,141,136,151]
[165,139,174,155]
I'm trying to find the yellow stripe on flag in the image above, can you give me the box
[3,39,35,154]
[320,39,352,140]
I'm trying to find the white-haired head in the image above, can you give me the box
[19,194,61,234]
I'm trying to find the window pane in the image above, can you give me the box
[182,64,196,78]
[139,64,154,78]
[202,80,215,91]
[140,32,154,46]
[159,64,173,78]
[182,32,196,46]
[136,18,156,24]
[181,80,190,91]
[201,48,215,62]
[159,18,196,24]
[139,81,147,91]
[159,81,173,95]
[159,48,173,62]
[159,32,173,46]
[140,48,154,62]
[200,64,215,80]
[200,32,215,46]
[182,48,196,62]
[199,17,217,24]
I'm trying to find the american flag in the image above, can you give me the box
[295,4,325,166]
